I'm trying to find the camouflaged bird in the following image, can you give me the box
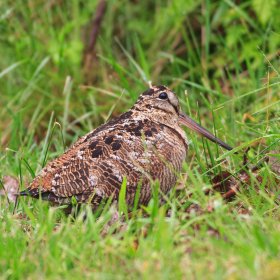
[20,85,232,208]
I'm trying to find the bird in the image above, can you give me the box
[20,85,232,209]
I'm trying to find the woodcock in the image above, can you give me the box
[20,85,232,209]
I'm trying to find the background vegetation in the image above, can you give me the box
[0,0,279,279]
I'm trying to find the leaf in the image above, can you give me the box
[0,60,26,79]
[118,176,128,219]
[252,0,277,25]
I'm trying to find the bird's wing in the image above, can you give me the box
[20,116,144,203]
[19,119,110,199]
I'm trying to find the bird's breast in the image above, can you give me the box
[118,121,187,193]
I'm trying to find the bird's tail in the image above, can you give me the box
[19,188,40,197]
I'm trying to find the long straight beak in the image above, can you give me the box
[179,113,233,151]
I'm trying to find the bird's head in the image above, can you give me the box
[132,85,232,150]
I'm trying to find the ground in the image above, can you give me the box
[0,1,280,279]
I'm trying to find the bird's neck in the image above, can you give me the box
[130,109,189,146]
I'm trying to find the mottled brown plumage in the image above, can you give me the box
[20,85,232,208]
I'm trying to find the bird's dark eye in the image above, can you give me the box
[158,92,168,100]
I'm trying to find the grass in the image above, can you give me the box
[0,0,280,279]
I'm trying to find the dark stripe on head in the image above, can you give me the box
[142,88,155,96]
[154,85,168,91]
